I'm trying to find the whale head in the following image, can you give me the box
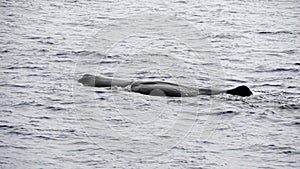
[78,74,96,86]
[226,85,253,97]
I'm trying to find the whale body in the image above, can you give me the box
[78,74,253,97]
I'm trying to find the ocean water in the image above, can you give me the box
[0,0,299,168]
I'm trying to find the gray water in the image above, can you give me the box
[1,0,299,168]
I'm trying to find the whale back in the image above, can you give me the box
[226,85,253,97]
[130,81,200,97]
[131,81,179,97]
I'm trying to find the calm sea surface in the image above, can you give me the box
[0,0,299,168]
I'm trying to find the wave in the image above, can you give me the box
[261,84,283,87]
[254,68,299,73]
[257,31,297,35]
[34,135,57,140]
[6,66,44,70]
[272,68,299,72]
[0,125,14,129]
[279,104,300,110]
[0,83,30,88]
[210,33,246,39]
[212,110,240,116]
[45,106,66,111]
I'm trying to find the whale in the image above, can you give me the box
[78,74,253,97]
